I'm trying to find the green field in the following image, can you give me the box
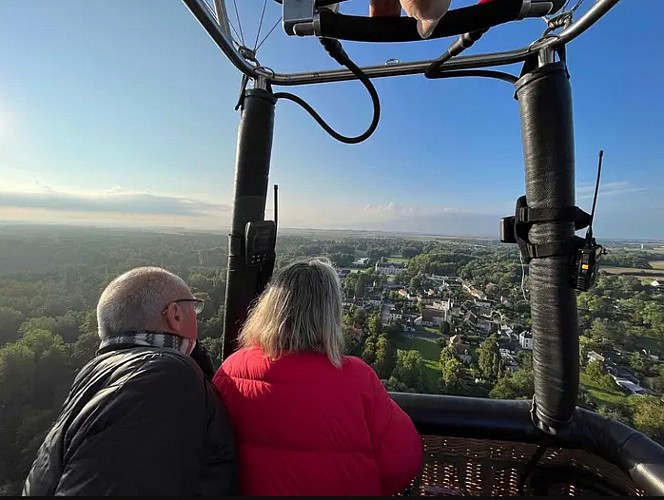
[601,267,664,281]
[394,335,442,390]
[579,371,628,407]
[386,256,409,264]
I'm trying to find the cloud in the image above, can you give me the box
[361,202,460,220]
[577,181,645,200]
[363,202,419,217]
[0,186,230,217]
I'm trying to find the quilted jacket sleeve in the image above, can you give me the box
[367,368,424,496]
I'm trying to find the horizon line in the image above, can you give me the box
[1,221,663,244]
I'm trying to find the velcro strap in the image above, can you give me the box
[517,205,591,230]
[525,236,585,259]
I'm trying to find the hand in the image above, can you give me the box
[369,0,401,17]
[368,0,453,39]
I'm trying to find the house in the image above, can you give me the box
[448,335,472,365]
[422,307,445,327]
[519,331,533,350]
[587,351,605,364]
[499,325,514,338]
[651,280,664,289]
[387,306,403,322]
[398,289,417,302]
[353,257,370,266]
[463,283,487,300]
[474,299,492,309]
[375,261,407,275]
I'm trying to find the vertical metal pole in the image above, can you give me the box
[515,57,578,434]
[222,84,276,360]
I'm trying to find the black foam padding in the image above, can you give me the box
[515,62,578,432]
[223,89,276,360]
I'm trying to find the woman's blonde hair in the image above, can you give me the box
[238,257,345,367]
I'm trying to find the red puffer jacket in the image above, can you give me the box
[213,346,423,496]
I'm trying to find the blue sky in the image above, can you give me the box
[0,0,662,239]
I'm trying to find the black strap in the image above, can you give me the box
[514,196,591,231]
[508,196,591,263]
[517,206,591,230]
[524,236,586,260]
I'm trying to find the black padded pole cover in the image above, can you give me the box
[515,61,578,433]
[222,88,276,360]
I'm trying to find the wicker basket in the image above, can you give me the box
[400,435,644,496]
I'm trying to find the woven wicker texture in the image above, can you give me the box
[401,435,644,496]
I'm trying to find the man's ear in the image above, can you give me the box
[163,302,182,331]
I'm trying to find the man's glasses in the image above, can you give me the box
[171,298,205,315]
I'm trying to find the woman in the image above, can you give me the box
[213,258,423,496]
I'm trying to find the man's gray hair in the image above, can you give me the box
[97,266,190,340]
[238,257,345,367]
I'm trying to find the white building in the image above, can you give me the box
[375,262,407,275]
[519,331,533,350]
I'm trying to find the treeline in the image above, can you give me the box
[600,249,664,269]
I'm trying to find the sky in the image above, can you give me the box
[0,0,662,240]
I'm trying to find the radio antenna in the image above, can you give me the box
[586,150,603,243]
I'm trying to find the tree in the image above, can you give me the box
[586,360,616,390]
[200,337,224,369]
[0,329,72,492]
[439,321,451,335]
[409,275,422,291]
[385,322,403,343]
[0,307,25,346]
[392,350,425,392]
[402,247,420,259]
[477,335,502,383]
[596,404,632,426]
[354,273,369,298]
[353,308,368,328]
[68,331,99,371]
[367,313,382,337]
[441,356,463,394]
[361,335,378,365]
[515,350,533,371]
[489,369,534,400]
[629,352,647,375]
[630,396,664,445]
[372,336,397,380]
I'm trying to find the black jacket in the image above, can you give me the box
[23,346,238,496]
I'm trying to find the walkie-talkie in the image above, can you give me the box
[572,150,606,292]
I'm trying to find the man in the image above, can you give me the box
[23,267,238,496]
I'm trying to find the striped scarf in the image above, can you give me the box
[98,331,196,356]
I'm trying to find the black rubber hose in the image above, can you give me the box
[273,38,380,144]
[318,0,523,43]
[515,61,578,433]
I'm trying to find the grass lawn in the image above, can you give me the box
[394,334,441,390]
[386,256,409,264]
[650,260,664,270]
[579,371,628,407]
